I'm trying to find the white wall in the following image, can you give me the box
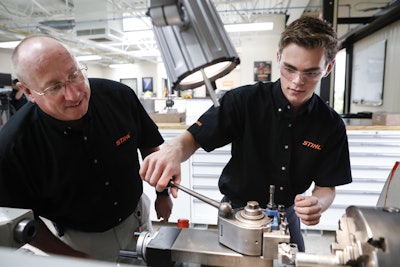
[87,61,159,97]
[0,49,15,74]
[84,63,107,79]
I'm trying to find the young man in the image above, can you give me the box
[139,16,352,252]
[0,35,173,261]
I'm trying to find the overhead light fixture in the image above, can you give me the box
[224,22,274,32]
[76,55,102,61]
[124,30,154,39]
[147,0,240,107]
[0,41,20,49]
[130,49,160,58]
[109,63,135,68]
[123,16,152,32]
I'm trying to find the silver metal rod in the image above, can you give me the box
[169,180,220,209]
[201,68,220,108]
[295,253,340,266]
[119,250,138,258]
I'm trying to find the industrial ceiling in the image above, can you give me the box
[0,0,393,66]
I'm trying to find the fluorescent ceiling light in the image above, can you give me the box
[0,41,20,49]
[123,17,152,32]
[224,22,274,32]
[109,63,135,68]
[129,49,160,58]
[76,55,102,61]
[124,30,155,39]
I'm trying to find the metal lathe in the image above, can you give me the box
[1,182,399,267]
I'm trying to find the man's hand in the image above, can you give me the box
[140,131,200,198]
[293,195,322,225]
[155,194,173,222]
[140,144,182,198]
[293,186,335,226]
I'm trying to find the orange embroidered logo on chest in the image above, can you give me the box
[302,140,322,150]
[116,133,131,146]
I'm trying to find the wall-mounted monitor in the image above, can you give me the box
[0,73,12,88]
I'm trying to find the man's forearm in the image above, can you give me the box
[166,130,200,162]
[312,186,335,212]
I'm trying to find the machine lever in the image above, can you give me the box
[169,180,233,217]
[169,180,220,208]
[119,250,138,258]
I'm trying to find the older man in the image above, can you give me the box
[0,35,172,261]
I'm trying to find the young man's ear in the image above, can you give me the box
[276,50,281,62]
[324,59,336,77]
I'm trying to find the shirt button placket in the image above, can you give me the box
[114,201,119,222]
[280,109,291,193]
[63,126,72,135]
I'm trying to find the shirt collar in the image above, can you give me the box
[37,105,89,134]
[272,79,316,116]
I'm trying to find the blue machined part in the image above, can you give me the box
[266,185,279,230]
[266,209,279,230]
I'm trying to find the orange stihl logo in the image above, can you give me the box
[116,133,131,146]
[302,140,322,150]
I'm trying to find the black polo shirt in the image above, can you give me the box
[188,80,352,208]
[0,78,163,232]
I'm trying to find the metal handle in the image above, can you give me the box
[119,250,138,259]
[169,180,220,209]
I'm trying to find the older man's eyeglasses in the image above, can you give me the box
[280,65,324,83]
[32,65,88,96]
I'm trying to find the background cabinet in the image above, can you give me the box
[145,129,400,230]
[143,129,192,223]
[303,130,400,230]
[189,145,229,224]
